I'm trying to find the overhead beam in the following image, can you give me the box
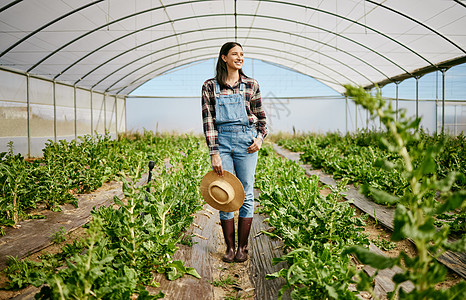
[364,56,466,90]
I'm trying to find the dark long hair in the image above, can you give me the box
[215,42,246,89]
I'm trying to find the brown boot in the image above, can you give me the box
[235,217,253,262]
[220,218,235,262]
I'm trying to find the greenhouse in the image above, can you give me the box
[0,1,465,299]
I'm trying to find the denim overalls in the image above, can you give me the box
[214,81,258,220]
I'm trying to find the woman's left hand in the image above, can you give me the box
[247,137,263,153]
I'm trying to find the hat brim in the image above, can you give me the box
[200,170,245,212]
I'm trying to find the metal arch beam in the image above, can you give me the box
[0,0,104,58]
[111,47,342,94]
[453,0,466,9]
[26,0,208,73]
[0,0,22,14]
[104,44,354,94]
[26,6,413,77]
[254,0,435,68]
[79,26,386,87]
[365,55,466,90]
[65,15,393,84]
[365,0,465,54]
[123,57,342,96]
[86,33,375,90]
[118,54,344,96]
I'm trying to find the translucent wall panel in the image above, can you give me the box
[117,97,126,134]
[105,95,116,138]
[0,71,28,154]
[0,69,126,157]
[92,92,105,135]
[55,83,75,141]
[29,77,54,156]
[76,88,92,137]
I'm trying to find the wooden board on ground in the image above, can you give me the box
[272,143,466,280]
[364,243,414,297]
[250,213,289,300]
[148,204,217,299]
[0,175,148,270]
[149,202,289,299]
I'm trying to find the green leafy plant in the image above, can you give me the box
[255,145,369,299]
[2,134,210,298]
[343,85,466,299]
[50,227,67,244]
[371,236,397,252]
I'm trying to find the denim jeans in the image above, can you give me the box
[217,125,258,220]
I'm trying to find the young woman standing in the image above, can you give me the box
[201,42,267,262]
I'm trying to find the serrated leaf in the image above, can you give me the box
[343,246,397,269]
[360,184,399,205]
[435,191,466,214]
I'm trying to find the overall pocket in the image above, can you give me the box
[216,94,247,124]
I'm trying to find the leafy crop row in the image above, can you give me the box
[343,86,465,299]
[254,146,369,299]
[0,131,196,233]
[277,128,465,237]
[2,134,211,298]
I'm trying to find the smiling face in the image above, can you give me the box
[221,45,244,73]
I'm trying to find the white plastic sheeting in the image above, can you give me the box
[1,0,465,95]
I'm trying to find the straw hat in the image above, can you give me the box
[200,171,245,212]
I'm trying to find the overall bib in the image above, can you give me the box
[214,81,258,220]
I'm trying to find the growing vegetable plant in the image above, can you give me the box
[255,145,369,299]
[343,85,466,299]
[2,133,211,298]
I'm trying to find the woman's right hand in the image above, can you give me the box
[211,154,224,176]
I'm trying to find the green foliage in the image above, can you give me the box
[211,275,239,287]
[50,227,67,244]
[2,134,211,298]
[371,236,397,251]
[277,130,465,207]
[255,145,368,299]
[343,85,466,299]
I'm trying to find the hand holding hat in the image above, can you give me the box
[200,171,245,212]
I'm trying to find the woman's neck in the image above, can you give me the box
[226,71,240,86]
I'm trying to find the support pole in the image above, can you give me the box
[53,80,57,142]
[345,96,348,134]
[90,89,94,137]
[114,95,118,138]
[355,103,358,131]
[124,96,127,133]
[395,82,399,122]
[441,69,446,134]
[415,76,419,120]
[435,71,438,134]
[104,93,107,134]
[74,84,77,140]
[26,73,31,158]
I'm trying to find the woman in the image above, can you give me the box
[201,42,267,263]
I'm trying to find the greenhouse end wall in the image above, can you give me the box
[0,68,126,157]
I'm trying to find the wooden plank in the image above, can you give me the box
[148,204,216,299]
[249,213,290,300]
[0,175,148,270]
[364,243,414,297]
[272,143,466,280]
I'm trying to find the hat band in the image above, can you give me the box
[208,181,235,205]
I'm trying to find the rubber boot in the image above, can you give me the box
[235,217,253,262]
[220,218,235,263]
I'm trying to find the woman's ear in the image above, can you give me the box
[221,55,227,62]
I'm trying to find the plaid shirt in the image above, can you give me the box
[202,75,267,155]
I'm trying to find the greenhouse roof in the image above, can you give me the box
[1,0,465,95]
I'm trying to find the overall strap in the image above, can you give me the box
[214,80,221,95]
